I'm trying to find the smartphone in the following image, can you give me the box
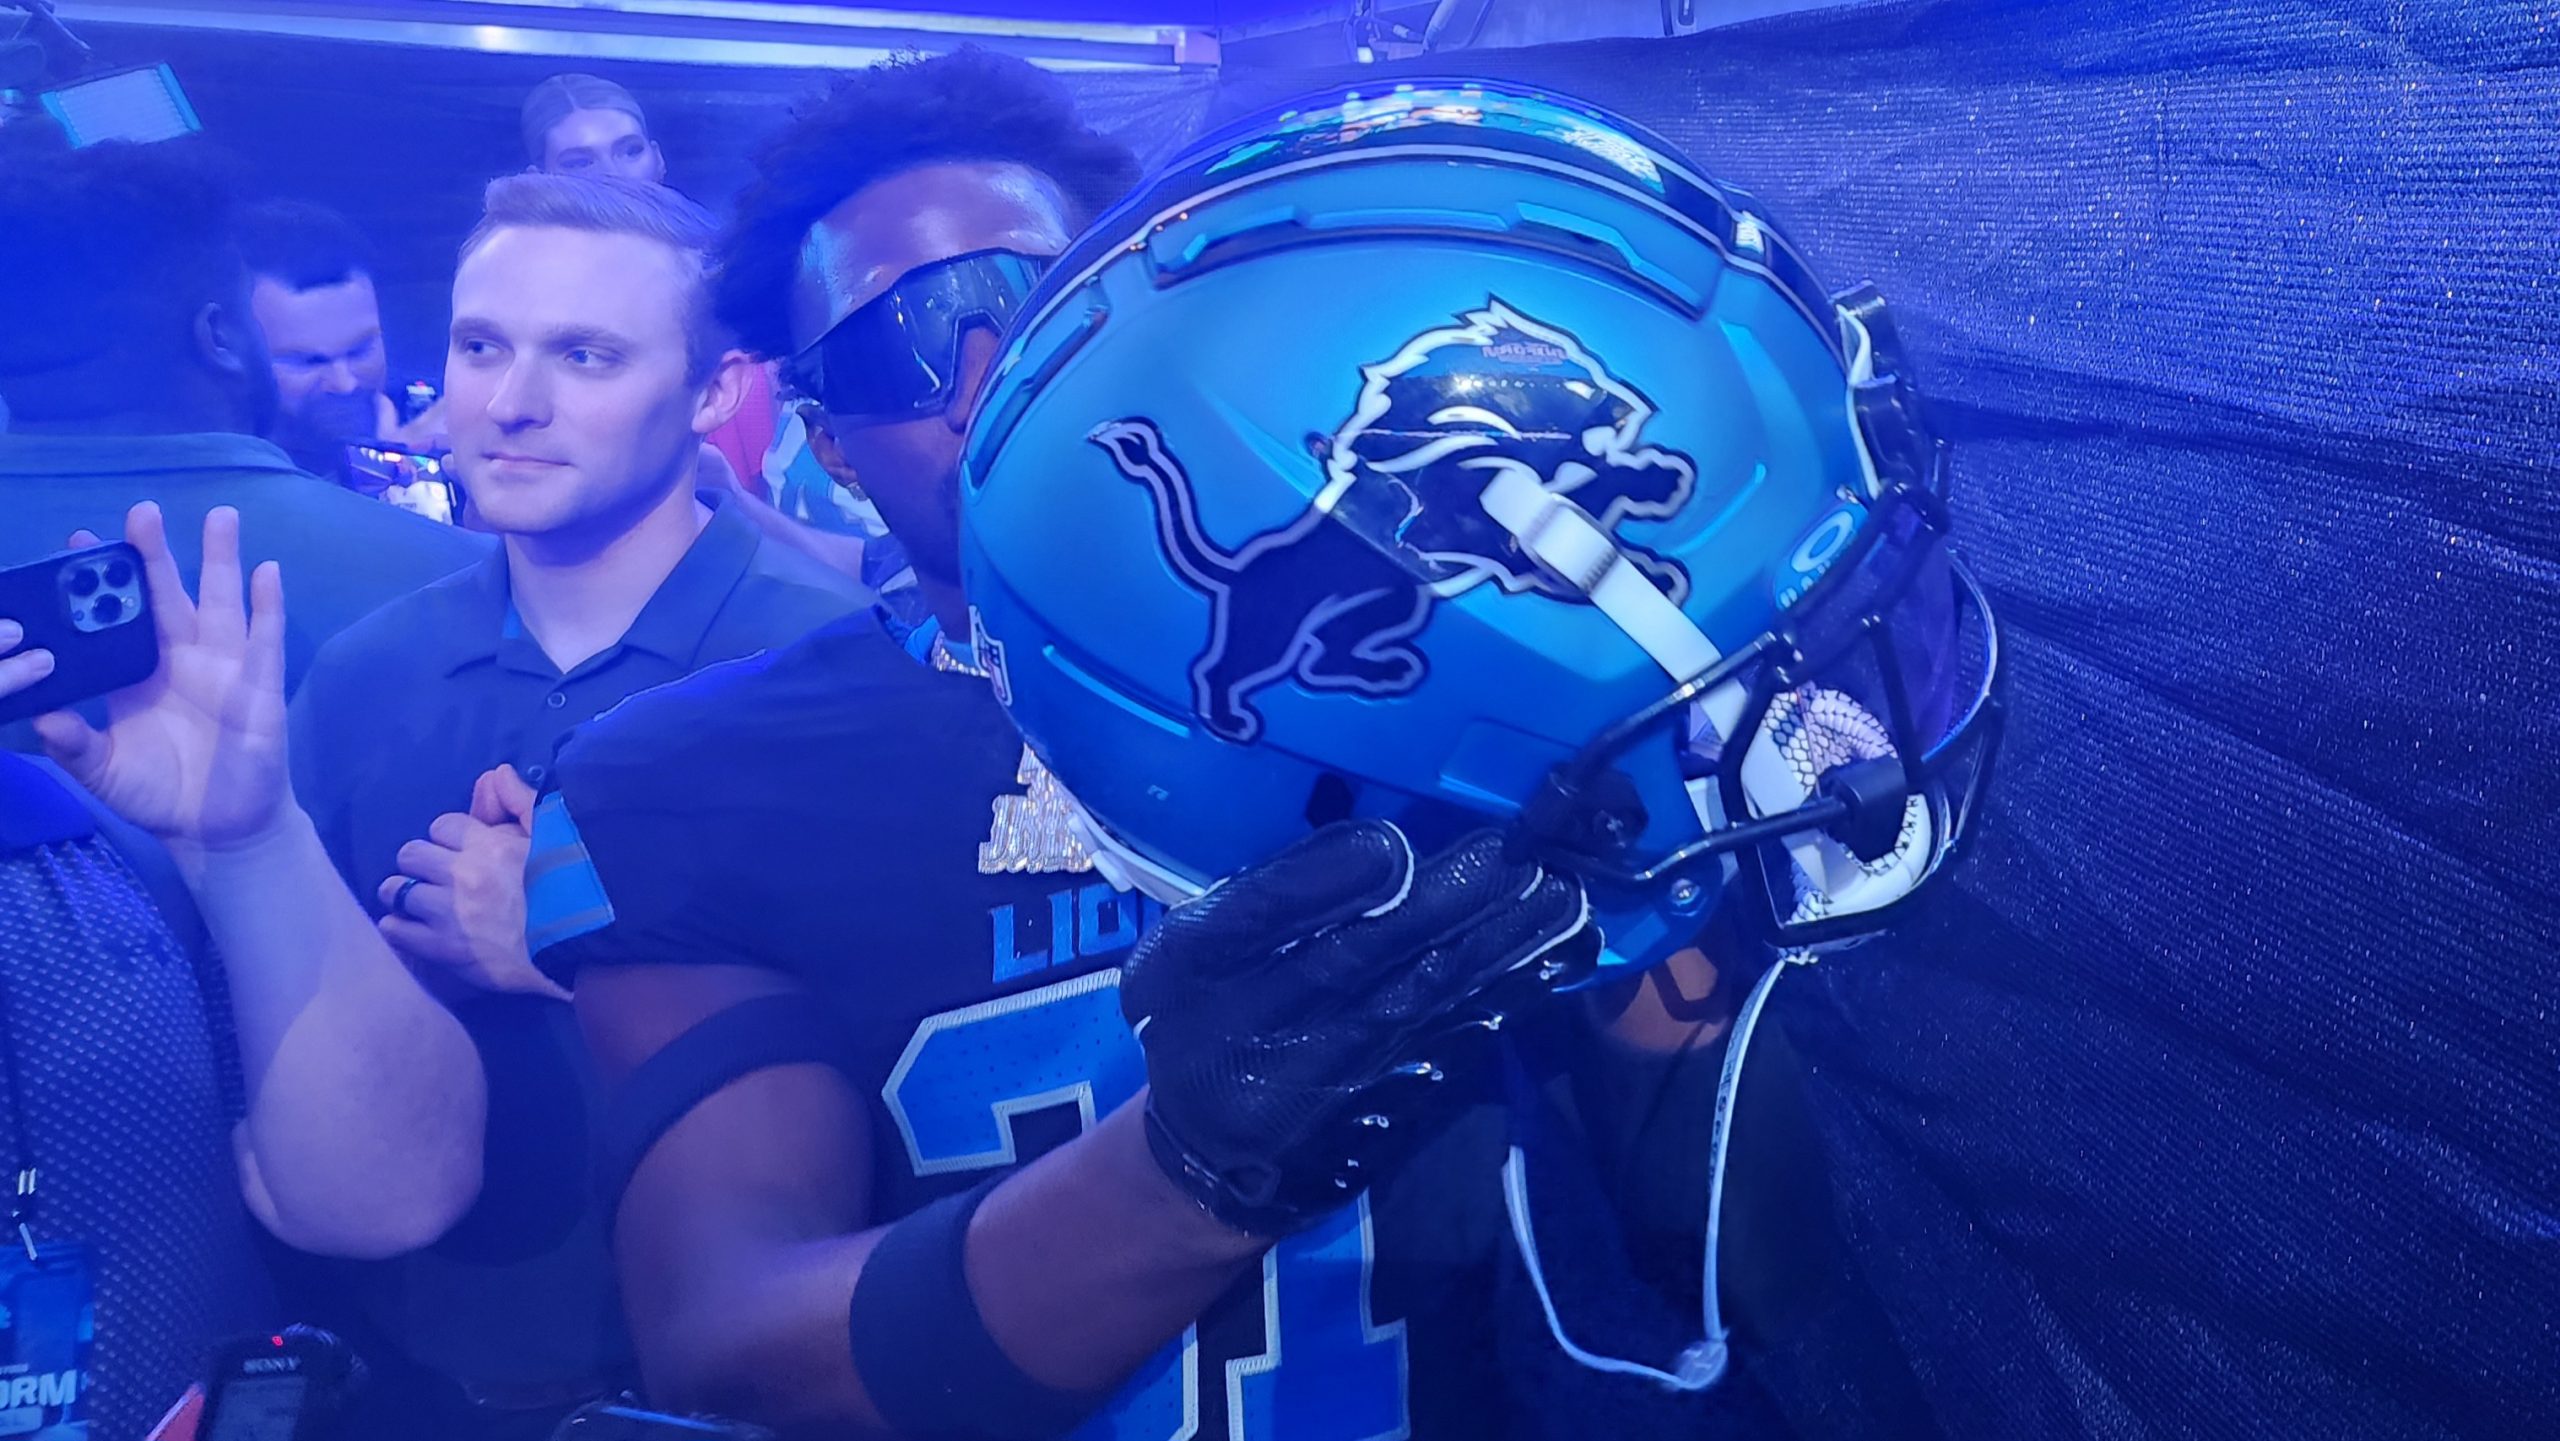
[345,442,461,525]
[0,541,156,725]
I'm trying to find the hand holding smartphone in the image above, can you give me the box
[0,540,157,725]
[17,503,295,853]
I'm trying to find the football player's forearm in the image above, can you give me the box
[640,1099,1262,1435]
[179,807,488,1256]
[965,1095,1267,1390]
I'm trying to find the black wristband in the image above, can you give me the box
[848,1177,1104,1441]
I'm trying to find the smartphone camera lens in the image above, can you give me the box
[68,567,100,597]
[92,594,124,624]
[104,558,135,590]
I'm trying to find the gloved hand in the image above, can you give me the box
[1123,820,1598,1235]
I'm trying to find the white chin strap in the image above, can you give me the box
[1501,943,1811,1396]
[1476,301,1934,921]
[1473,301,1942,1395]
[1475,461,1755,1394]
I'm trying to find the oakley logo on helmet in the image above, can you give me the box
[1089,300,1701,744]
[1777,504,1862,609]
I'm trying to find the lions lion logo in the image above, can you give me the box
[1089,301,1699,743]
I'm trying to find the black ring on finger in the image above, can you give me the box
[391,876,425,920]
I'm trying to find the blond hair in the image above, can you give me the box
[461,172,728,381]
[520,73,649,164]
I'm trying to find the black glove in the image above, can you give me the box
[1122,820,1599,1235]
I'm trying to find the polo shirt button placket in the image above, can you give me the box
[546,690,568,710]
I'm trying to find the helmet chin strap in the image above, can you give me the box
[1475,304,1884,674]
[1477,302,1937,920]
[1500,943,1814,1397]
[1475,300,1938,1397]
[1477,460,1751,841]
[1477,462,1745,723]
[1478,447,1773,1398]
[1749,688,1936,925]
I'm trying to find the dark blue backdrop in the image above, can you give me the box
[1216,5,2559,1436]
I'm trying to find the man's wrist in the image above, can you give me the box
[1091,1097,1268,1266]
[170,806,319,881]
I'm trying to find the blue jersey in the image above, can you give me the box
[529,613,1512,1440]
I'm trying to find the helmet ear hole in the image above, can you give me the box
[1304,772,1358,829]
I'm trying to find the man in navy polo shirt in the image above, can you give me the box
[276,171,860,1441]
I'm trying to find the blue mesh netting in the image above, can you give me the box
[1219,3,2559,1435]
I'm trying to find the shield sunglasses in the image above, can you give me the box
[781,249,1053,425]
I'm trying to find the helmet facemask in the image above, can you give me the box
[1510,297,2006,961]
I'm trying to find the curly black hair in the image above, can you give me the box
[716,47,1140,359]
[0,131,242,386]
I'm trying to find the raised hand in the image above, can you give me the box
[35,503,291,851]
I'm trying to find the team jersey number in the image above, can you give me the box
[885,969,1411,1441]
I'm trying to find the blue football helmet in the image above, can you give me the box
[960,79,2003,974]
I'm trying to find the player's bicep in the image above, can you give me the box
[575,962,874,1238]
[576,964,881,1413]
